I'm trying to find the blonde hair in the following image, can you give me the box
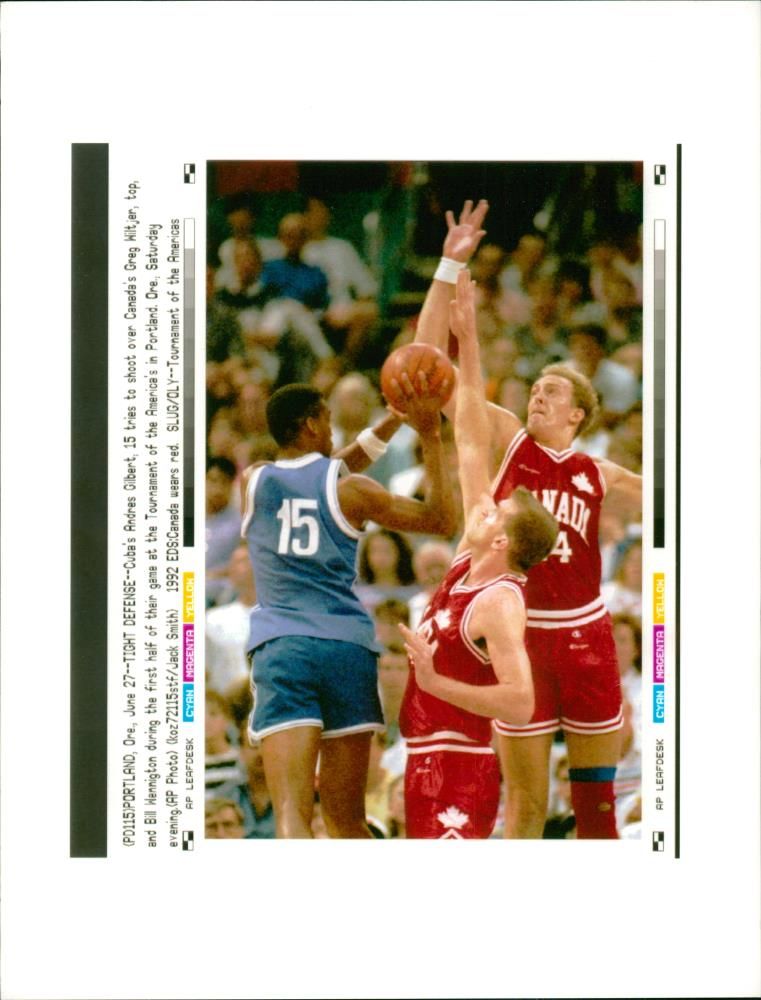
[504,486,559,573]
[539,363,600,437]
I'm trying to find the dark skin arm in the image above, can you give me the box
[337,380,456,538]
[333,410,403,474]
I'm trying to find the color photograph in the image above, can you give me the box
[204,160,644,842]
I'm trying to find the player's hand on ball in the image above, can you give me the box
[449,269,477,342]
[443,199,489,262]
[390,372,443,437]
[399,624,437,693]
[380,343,455,418]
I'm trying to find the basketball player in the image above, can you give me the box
[398,271,558,839]
[240,384,455,838]
[415,202,642,838]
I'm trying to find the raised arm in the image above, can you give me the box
[333,409,403,474]
[399,585,534,726]
[449,269,499,513]
[415,199,489,353]
[595,458,643,510]
[337,392,456,538]
[414,201,520,461]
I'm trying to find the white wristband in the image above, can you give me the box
[434,256,466,284]
[356,428,388,462]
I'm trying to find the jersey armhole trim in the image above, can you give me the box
[326,459,362,539]
[460,598,491,664]
[594,461,607,498]
[462,582,525,663]
[241,465,268,537]
[490,429,526,494]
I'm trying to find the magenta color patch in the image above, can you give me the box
[653,625,665,682]
[183,624,195,682]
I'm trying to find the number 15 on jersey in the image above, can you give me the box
[276,498,320,556]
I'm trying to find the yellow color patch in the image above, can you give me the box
[183,572,195,623]
[653,573,665,624]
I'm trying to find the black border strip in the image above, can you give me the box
[71,144,109,857]
[183,222,195,547]
[653,223,667,548]
[675,144,682,858]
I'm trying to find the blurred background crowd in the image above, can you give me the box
[203,161,644,840]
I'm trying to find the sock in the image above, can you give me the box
[569,767,619,839]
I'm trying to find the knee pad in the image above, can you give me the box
[569,767,619,839]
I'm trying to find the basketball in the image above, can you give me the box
[380,343,455,413]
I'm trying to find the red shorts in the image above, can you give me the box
[404,748,501,839]
[494,614,623,738]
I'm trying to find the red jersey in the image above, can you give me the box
[399,553,526,748]
[492,429,607,630]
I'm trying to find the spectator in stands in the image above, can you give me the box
[205,689,242,793]
[215,723,276,839]
[216,193,283,291]
[495,375,531,423]
[612,612,642,828]
[377,630,409,750]
[598,509,628,583]
[208,407,248,466]
[365,730,395,838]
[543,748,576,839]
[513,275,568,382]
[302,196,379,364]
[372,599,410,777]
[206,543,257,694]
[470,242,509,342]
[554,259,605,329]
[606,404,643,475]
[205,798,246,839]
[501,232,548,293]
[600,269,642,345]
[215,237,266,309]
[355,528,417,614]
[224,674,254,730]
[602,539,643,617]
[387,775,407,838]
[206,456,243,606]
[483,337,520,402]
[407,540,454,629]
[260,213,329,311]
[567,324,639,420]
[329,372,415,487]
[207,264,245,363]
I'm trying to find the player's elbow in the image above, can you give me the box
[433,506,458,538]
[498,687,535,728]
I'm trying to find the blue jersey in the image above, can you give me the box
[241,453,378,654]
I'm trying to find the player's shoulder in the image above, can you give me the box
[241,459,271,484]
[474,577,525,616]
[469,579,525,641]
[488,404,524,450]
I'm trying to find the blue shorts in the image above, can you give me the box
[249,636,384,741]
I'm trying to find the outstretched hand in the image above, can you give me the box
[449,268,477,343]
[386,371,446,437]
[443,199,489,262]
[398,623,438,694]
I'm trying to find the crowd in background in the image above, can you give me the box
[204,163,644,840]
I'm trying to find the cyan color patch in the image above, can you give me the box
[182,683,195,722]
[653,684,665,723]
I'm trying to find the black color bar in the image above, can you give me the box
[71,144,109,857]
[653,222,666,549]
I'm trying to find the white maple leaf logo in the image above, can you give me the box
[436,805,470,830]
[434,608,452,630]
[571,472,595,495]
